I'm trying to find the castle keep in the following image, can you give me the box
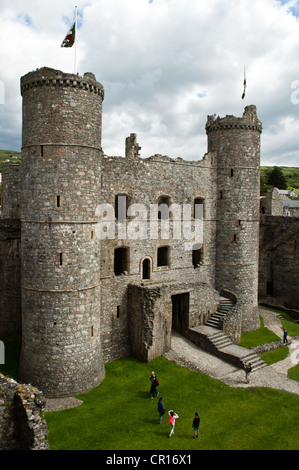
[0,67,262,398]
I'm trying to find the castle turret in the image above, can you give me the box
[206,106,262,335]
[19,68,105,397]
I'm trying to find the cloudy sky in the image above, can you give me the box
[0,0,299,166]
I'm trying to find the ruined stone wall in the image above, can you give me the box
[259,215,299,310]
[1,162,21,218]
[0,219,21,336]
[260,187,283,216]
[0,373,49,450]
[128,281,219,362]
[99,151,218,362]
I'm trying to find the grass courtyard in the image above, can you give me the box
[44,355,299,451]
[1,310,299,451]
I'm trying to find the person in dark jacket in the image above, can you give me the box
[283,329,288,344]
[158,397,165,424]
[148,371,155,396]
[192,412,200,438]
[150,375,159,398]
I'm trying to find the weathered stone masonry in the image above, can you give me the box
[0,67,262,398]
[0,373,49,450]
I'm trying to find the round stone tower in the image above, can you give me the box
[206,106,262,334]
[19,67,105,397]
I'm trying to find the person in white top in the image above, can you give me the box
[168,410,179,437]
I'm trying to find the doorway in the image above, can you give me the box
[142,258,151,280]
[172,293,190,336]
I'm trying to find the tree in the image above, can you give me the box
[260,173,271,195]
[266,166,288,189]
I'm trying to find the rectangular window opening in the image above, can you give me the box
[194,197,205,219]
[157,246,170,267]
[114,247,129,275]
[117,306,121,318]
[115,194,130,222]
[57,195,60,208]
[59,252,63,266]
[192,244,203,268]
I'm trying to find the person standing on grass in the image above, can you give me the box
[149,371,155,396]
[158,397,165,424]
[168,410,179,437]
[150,375,159,399]
[192,413,200,439]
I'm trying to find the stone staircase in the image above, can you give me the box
[240,350,267,372]
[205,297,235,329]
[208,330,233,350]
[188,295,267,372]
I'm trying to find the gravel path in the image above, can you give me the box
[165,307,299,395]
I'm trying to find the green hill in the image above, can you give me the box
[0,150,22,172]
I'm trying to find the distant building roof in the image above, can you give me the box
[278,189,298,197]
[283,198,299,208]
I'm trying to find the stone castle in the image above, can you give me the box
[0,67,263,398]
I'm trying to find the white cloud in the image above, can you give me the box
[0,0,299,166]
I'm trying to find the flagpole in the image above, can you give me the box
[74,6,77,74]
[242,66,246,104]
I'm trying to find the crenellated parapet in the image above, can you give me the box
[21,67,104,99]
[206,105,262,134]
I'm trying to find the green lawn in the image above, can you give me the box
[44,356,299,451]
[238,316,281,348]
[288,364,299,381]
[260,346,289,366]
[2,314,299,451]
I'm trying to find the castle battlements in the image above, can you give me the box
[206,105,262,134]
[21,67,105,99]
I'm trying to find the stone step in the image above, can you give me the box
[241,352,267,371]
[205,317,221,328]
[205,296,235,330]
[210,332,233,349]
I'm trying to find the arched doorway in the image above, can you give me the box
[142,258,151,280]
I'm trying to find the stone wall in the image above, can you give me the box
[99,151,218,363]
[0,219,21,336]
[128,281,219,362]
[1,162,21,218]
[0,68,264,397]
[0,373,49,450]
[259,215,299,310]
[260,187,283,216]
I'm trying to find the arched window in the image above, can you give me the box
[158,195,171,220]
[142,258,151,280]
